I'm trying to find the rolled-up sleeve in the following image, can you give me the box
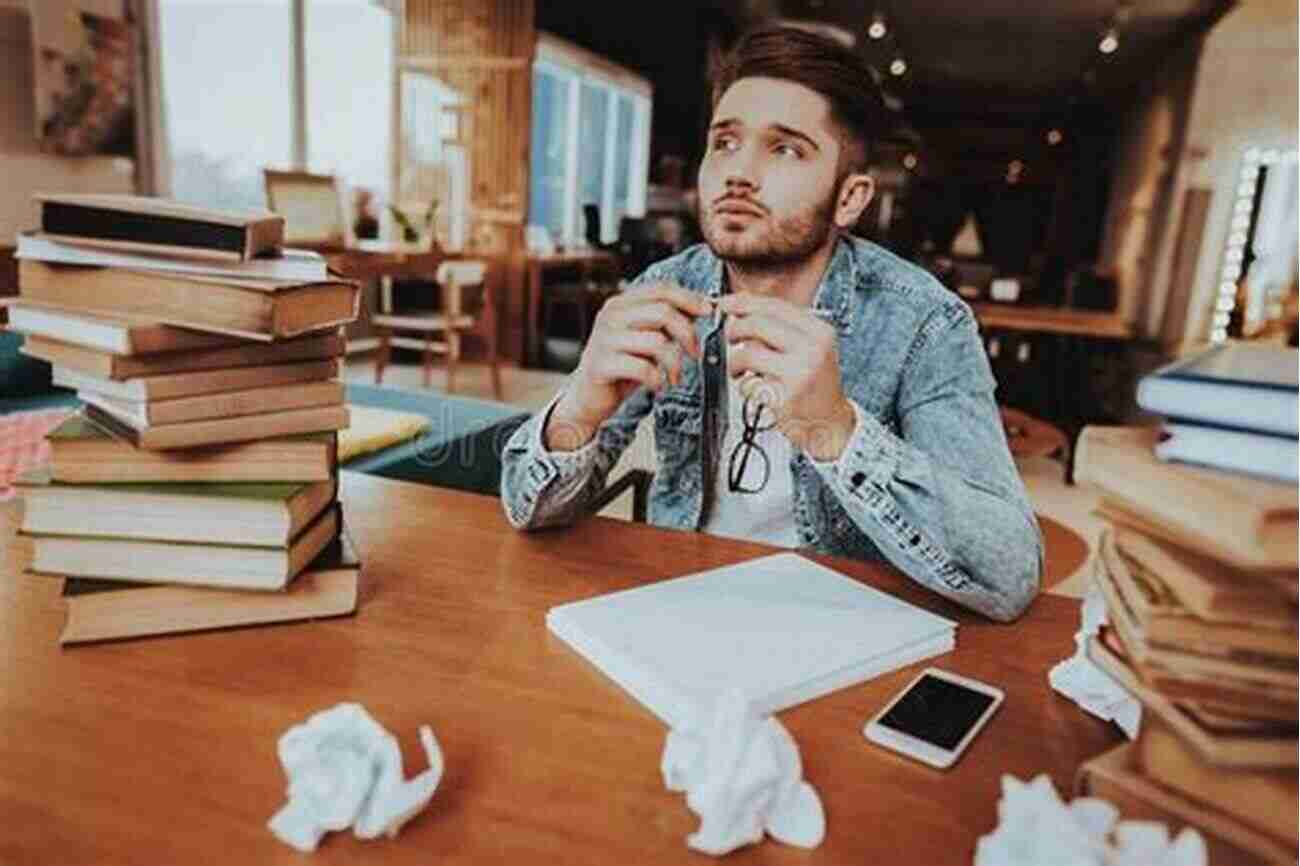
[810,306,1042,621]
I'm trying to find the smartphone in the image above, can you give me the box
[862,668,1004,769]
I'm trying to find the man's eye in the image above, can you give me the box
[712,135,738,152]
[774,143,802,158]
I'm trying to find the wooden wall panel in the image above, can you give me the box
[399,0,534,362]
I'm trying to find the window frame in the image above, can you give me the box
[532,33,653,246]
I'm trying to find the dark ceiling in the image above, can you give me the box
[716,0,1235,123]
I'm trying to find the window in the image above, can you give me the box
[159,0,392,210]
[159,0,292,209]
[528,34,652,247]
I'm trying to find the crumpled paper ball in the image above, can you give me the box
[660,688,825,856]
[1048,584,1141,738]
[267,703,444,852]
[974,773,1206,866]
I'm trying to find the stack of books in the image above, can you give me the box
[1137,341,1298,483]
[1073,423,1298,865]
[9,194,364,644]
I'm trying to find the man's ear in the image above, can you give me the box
[833,173,874,230]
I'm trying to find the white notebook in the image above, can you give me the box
[546,552,957,728]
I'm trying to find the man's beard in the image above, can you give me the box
[700,187,837,268]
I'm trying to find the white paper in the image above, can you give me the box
[268,703,444,852]
[1048,583,1141,738]
[548,552,956,728]
[974,773,1206,866]
[661,689,824,856]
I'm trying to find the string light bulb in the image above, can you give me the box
[1098,27,1119,54]
[868,12,887,40]
[1046,129,1063,146]
[889,57,907,76]
[902,152,918,170]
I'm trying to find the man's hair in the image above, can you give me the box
[711,26,886,174]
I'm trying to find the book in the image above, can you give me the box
[17,231,327,282]
[58,523,361,645]
[52,358,339,402]
[1136,342,1299,437]
[1075,426,1298,571]
[1097,626,1296,723]
[25,503,339,591]
[1094,551,1297,690]
[83,401,349,450]
[1097,529,1296,661]
[546,552,957,728]
[19,473,336,548]
[1135,715,1298,845]
[34,194,285,261]
[44,414,337,483]
[1156,421,1298,483]
[1104,522,1297,627]
[18,260,359,341]
[1076,743,1298,866]
[6,302,243,355]
[77,379,344,426]
[21,331,344,380]
[1087,635,1298,768]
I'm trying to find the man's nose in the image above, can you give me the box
[723,145,760,192]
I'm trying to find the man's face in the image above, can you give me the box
[698,77,845,267]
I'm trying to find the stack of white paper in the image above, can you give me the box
[546,552,957,728]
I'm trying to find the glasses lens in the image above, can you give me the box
[742,393,777,431]
[728,437,771,493]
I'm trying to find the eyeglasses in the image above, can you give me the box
[728,392,777,494]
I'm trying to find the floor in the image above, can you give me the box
[345,357,1103,600]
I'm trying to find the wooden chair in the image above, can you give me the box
[263,169,352,250]
[371,260,502,399]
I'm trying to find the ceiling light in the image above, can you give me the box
[1098,28,1119,54]
[1046,129,1063,146]
[889,57,907,76]
[868,13,887,40]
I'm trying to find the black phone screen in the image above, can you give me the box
[876,674,996,750]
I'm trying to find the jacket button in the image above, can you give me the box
[706,353,719,365]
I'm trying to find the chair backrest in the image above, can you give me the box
[436,260,486,287]
[436,260,488,316]
[263,169,353,248]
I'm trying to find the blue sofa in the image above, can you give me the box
[0,330,531,497]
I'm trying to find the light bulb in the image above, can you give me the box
[868,14,887,40]
[1098,28,1119,54]
[889,57,907,76]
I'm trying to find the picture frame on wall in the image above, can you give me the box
[29,0,136,157]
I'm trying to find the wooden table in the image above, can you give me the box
[970,303,1133,340]
[0,473,1119,864]
[525,249,619,367]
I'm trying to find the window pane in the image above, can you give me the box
[611,93,634,237]
[306,0,393,200]
[398,71,467,246]
[159,0,291,209]
[577,82,608,244]
[529,66,570,243]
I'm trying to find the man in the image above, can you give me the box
[501,27,1041,622]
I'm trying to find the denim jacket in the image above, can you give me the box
[501,236,1042,622]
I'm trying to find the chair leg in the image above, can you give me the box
[422,335,434,389]
[446,331,460,394]
[374,330,390,384]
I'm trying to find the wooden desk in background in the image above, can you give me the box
[525,249,619,367]
[969,303,1134,340]
[0,473,1118,864]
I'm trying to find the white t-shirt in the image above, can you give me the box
[701,376,800,548]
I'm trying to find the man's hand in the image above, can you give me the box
[717,293,857,462]
[546,283,712,451]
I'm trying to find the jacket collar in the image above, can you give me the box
[695,235,859,336]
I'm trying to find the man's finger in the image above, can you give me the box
[727,341,783,382]
[607,331,683,387]
[724,312,802,353]
[593,353,662,391]
[613,302,699,358]
[631,282,714,318]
